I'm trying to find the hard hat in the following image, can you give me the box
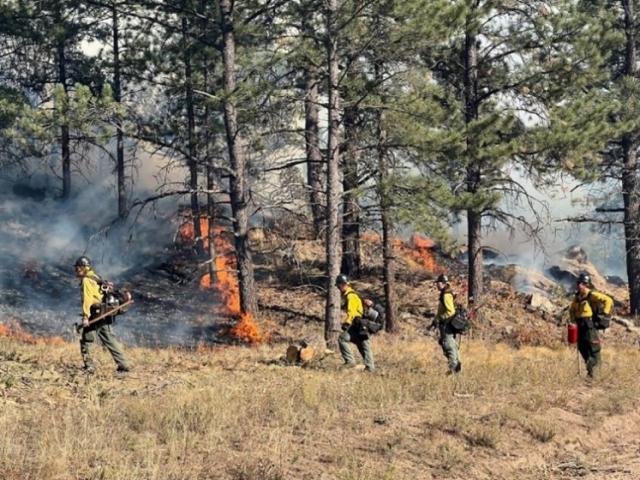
[577,273,592,286]
[74,256,91,268]
[436,273,449,283]
[335,274,349,286]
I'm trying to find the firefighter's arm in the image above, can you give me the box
[81,278,94,319]
[591,291,614,315]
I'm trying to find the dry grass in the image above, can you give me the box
[1,335,640,480]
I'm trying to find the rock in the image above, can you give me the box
[547,254,629,304]
[605,275,626,287]
[564,245,588,264]
[486,264,559,295]
[526,292,557,314]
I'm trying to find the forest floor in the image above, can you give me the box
[1,234,640,479]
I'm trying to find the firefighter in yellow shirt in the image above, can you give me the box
[434,274,461,374]
[570,273,613,378]
[75,256,130,374]
[335,274,374,371]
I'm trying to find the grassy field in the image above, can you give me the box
[1,333,639,480]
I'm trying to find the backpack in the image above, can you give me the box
[87,273,133,316]
[440,291,470,335]
[363,302,386,334]
[450,304,470,334]
[346,291,385,335]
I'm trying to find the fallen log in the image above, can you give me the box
[612,316,640,334]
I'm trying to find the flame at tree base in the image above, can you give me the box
[229,313,267,344]
[178,215,268,345]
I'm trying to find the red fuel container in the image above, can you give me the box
[567,323,578,344]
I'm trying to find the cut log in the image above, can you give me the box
[286,345,300,363]
[299,346,316,363]
[285,341,317,365]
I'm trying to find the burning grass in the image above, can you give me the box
[393,234,445,275]
[0,320,65,346]
[1,335,639,479]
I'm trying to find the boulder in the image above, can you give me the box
[526,292,557,315]
[564,245,588,264]
[485,264,559,295]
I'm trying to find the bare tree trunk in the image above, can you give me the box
[183,16,204,256]
[201,0,217,283]
[303,62,325,239]
[341,103,361,277]
[374,62,397,332]
[56,34,71,200]
[219,0,258,315]
[324,0,343,347]
[112,2,126,219]
[621,0,640,314]
[464,20,482,302]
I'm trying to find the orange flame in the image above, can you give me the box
[230,312,265,344]
[0,321,65,346]
[394,234,443,274]
[178,216,212,249]
[179,214,266,344]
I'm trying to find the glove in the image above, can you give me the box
[82,316,90,327]
[341,322,350,331]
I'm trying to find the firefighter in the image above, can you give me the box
[335,274,375,372]
[434,273,461,374]
[569,273,613,378]
[74,256,130,374]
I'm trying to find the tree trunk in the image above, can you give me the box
[303,62,325,239]
[464,21,482,302]
[201,0,217,283]
[324,0,343,347]
[183,16,204,256]
[219,0,258,315]
[341,103,361,277]
[56,35,71,200]
[621,0,640,314]
[374,62,397,333]
[112,3,126,219]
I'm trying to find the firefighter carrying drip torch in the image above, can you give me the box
[74,256,131,374]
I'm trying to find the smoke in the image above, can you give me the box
[453,171,627,280]
[0,155,228,347]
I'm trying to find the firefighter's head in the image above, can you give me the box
[74,256,91,277]
[335,274,349,293]
[576,273,592,294]
[435,273,449,290]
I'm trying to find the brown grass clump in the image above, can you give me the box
[0,335,640,479]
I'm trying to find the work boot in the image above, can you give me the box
[455,361,462,373]
[339,362,357,371]
[116,365,131,374]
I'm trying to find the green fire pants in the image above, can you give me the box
[80,320,130,371]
